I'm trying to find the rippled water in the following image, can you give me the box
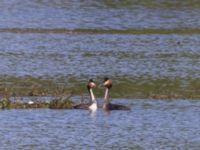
[1,1,200,149]
[1,33,200,78]
[0,0,200,79]
[1,0,200,29]
[0,99,200,149]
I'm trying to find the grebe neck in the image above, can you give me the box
[104,88,109,104]
[89,88,97,111]
[89,88,96,104]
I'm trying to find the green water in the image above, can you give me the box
[1,75,200,99]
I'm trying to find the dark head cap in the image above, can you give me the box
[104,77,109,82]
[103,77,112,89]
[89,79,94,82]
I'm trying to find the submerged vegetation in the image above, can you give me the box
[1,28,200,34]
[0,75,200,103]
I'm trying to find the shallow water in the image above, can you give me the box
[0,99,200,150]
[1,33,200,79]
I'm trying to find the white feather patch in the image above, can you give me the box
[89,103,97,111]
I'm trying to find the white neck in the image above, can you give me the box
[90,88,96,103]
[89,88,97,111]
[104,88,109,103]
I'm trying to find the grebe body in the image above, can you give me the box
[73,79,97,111]
[103,77,130,111]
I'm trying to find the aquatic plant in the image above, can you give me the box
[11,101,49,109]
[49,97,74,109]
[0,98,10,109]
[0,96,74,109]
[0,75,200,100]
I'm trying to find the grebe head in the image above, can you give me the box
[103,77,112,89]
[87,79,96,90]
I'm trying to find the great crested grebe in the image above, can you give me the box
[73,79,97,111]
[103,77,130,111]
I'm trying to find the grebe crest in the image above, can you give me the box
[103,77,112,89]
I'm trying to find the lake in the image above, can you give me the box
[1,99,200,149]
[0,0,200,149]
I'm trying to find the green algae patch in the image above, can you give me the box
[0,75,72,97]
[1,75,200,100]
[75,28,200,35]
[107,76,200,99]
[1,28,200,35]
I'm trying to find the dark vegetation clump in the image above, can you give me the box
[49,98,74,109]
[0,96,74,109]
[0,98,10,109]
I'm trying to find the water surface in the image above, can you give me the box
[0,33,200,79]
[1,0,200,29]
[0,1,200,149]
[0,99,200,150]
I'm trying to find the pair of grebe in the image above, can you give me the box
[73,77,130,111]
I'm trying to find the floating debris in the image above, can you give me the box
[28,101,34,105]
